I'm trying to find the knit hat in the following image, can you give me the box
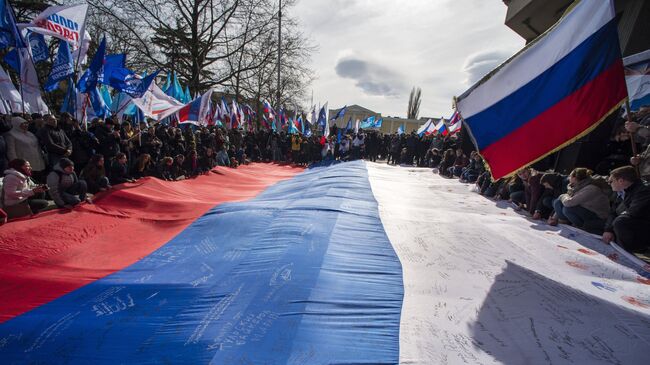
[59,158,74,169]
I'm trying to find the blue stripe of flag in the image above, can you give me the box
[466,20,622,150]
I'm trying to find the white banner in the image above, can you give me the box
[131,83,185,120]
[19,48,49,114]
[0,65,23,113]
[20,4,88,49]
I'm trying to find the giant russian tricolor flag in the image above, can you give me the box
[456,0,627,179]
[1,161,649,364]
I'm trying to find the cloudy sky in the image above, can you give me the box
[292,0,525,119]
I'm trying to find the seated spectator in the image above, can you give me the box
[448,148,469,177]
[602,165,650,253]
[249,144,262,163]
[184,149,201,177]
[4,116,47,182]
[200,147,217,172]
[156,157,175,181]
[109,152,135,184]
[460,152,485,183]
[551,168,610,234]
[506,174,525,204]
[81,154,111,194]
[534,172,567,220]
[439,149,456,177]
[230,156,239,168]
[130,154,155,179]
[426,148,442,169]
[171,154,187,180]
[1,159,49,219]
[46,158,89,209]
[215,145,230,166]
[511,168,543,215]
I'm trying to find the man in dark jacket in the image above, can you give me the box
[603,165,650,253]
[38,114,72,168]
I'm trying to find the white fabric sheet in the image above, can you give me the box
[366,162,650,365]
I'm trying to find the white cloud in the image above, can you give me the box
[462,50,514,86]
[293,0,525,118]
[334,56,406,97]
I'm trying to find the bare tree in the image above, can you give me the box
[407,86,421,119]
[83,0,314,102]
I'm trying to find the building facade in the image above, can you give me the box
[328,104,435,135]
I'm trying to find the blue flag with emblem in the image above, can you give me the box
[108,69,159,98]
[78,37,106,93]
[27,31,48,63]
[45,40,74,92]
[330,105,346,121]
[89,87,110,118]
[99,54,127,84]
[0,0,25,49]
[360,116,375,129]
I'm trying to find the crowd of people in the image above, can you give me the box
[1,107,649,256]
[0,112,444,221]
[433,107,649,255]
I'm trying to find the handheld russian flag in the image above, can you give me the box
[177,89,213,126]
[433,119,448,136]
[448,110,461,126]
[230,100,240,129]
[624,50,650,111]
[448,119,462,135]
[416,119,434,137]
[455,0,627,179]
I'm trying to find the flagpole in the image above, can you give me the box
[72,10,90,124]
[276,0,282,110]
[7,1,26,114]
[624,99,640,176]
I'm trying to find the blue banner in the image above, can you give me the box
[108,69,159,98]
[3,48,18,72]
[360,116,375,129]
[78,37,106,93]
[27,31,48,63]
[45,39,74,92]
[0,0,26,49]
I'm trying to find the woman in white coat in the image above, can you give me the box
[5,117,47,182]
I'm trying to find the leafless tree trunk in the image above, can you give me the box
[407,86,421,119]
